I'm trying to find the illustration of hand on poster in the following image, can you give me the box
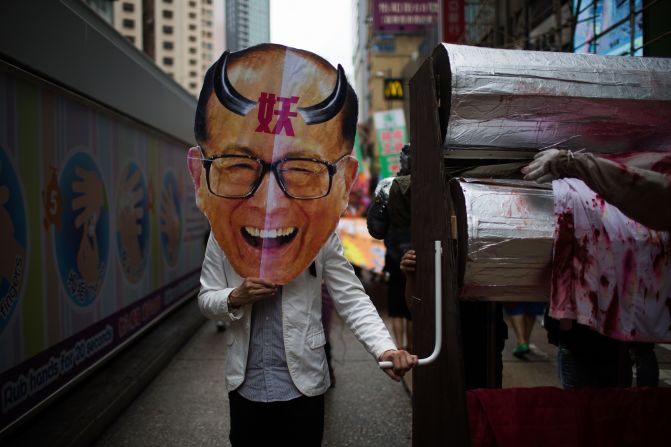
[116,163,149,283]
[72,165,104,290]
[55,152,109,307]
[186,44,359,284]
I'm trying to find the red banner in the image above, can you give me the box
[442,0,464,43]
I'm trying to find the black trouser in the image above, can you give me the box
[630,342,659,387]
[557,323,630,388]
[229,391,325,446]
[460,301,507,389]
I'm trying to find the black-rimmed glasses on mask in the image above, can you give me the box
[196,146,350,200]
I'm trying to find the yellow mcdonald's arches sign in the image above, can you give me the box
[384,78,404,100]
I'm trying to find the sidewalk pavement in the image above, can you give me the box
[92,311,413,447]
[9,283,668,446]
[502,316,561,388]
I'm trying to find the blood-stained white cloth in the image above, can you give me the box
[549,178,671,342]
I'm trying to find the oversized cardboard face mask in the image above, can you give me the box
[188,44,358,284]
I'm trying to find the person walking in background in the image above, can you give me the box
[384,239,412,350]
[504,302,545,358]
[367,145,413,350]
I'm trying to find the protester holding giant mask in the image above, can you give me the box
[187,44,416,445]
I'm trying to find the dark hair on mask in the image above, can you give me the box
[194,46,358,148]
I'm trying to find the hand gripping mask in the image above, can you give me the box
[188,44,358,284]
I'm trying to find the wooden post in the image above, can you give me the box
[410,56,469,447]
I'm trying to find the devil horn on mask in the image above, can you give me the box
[213,51,257,116]
[298,64,347,125]
[214,51,346,124]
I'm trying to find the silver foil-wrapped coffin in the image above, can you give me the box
[453,179,554,301]
[434,44,671,154]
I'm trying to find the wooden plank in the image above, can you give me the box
[410,57,470,447]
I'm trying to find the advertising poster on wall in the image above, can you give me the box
[0,62,208,430]
[373,109,407,179]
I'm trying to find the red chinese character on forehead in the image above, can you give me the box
[255,92,300,137]
[273,96,299,136]
[256,92,276,133]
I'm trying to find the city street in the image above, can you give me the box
[92,311,413,447]
[90,279,671,447]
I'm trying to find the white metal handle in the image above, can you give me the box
[379,240,442,369]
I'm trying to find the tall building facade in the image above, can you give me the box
[463,0,670,57]
[353,0,369,125]
[96,0,224,96]
[352,0,440,177]
[225,0,270,52]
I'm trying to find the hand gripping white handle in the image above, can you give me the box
[379,240,442,369]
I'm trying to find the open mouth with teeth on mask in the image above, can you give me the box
[241,226,298,249]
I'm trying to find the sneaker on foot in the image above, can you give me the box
[513,342,529,358]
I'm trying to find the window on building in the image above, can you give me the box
[189,59,197,65]
[189,24,196,30]
[163,41,174,50]
[190,82,197,89]
[125,35,135,44]
[189,47,197,54]
[122,19,135,29]
[164,0,172,3]
[122,3,134,12]
[189,71,197,77]
[163,10,173,19]
[189,12,196,19]
[163,25,173,34]
[189,35,196,42]
[573,0,643,56]
[163,57,174,66]
[189,1,196,7]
